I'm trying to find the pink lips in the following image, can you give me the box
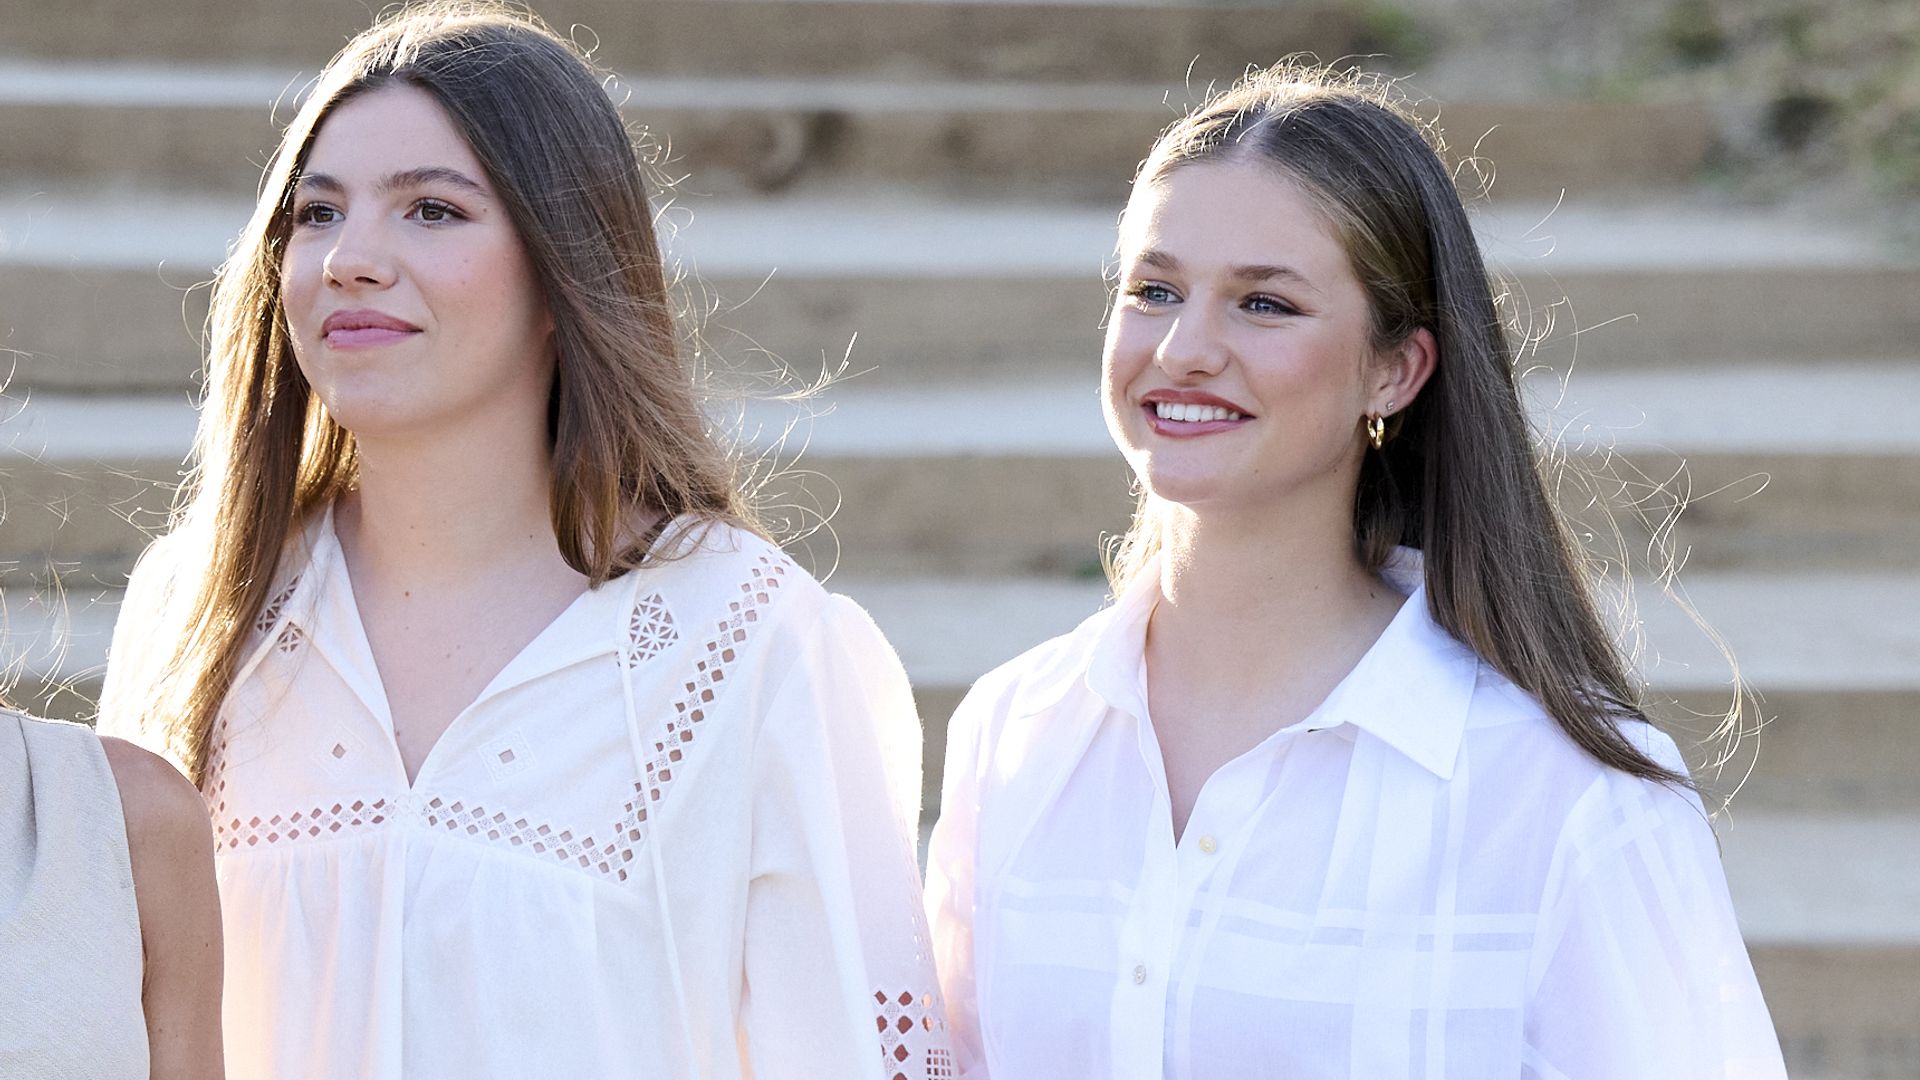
[321,309,421,349]
[1140,389,1255,439]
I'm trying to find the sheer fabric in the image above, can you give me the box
[101,511,949,1080]
[926,553,1785,1079]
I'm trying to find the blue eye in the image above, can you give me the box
[1126,282,1179,305]
[1245,294,1300,317]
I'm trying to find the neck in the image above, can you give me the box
[336,412,564,587]
[1146,493,1403,697]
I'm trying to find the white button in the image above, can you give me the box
[1198,835,1218,855]
[1132,964,1148,985]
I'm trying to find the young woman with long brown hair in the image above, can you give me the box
[98,5,947,1077]
[925,67,1787,1078]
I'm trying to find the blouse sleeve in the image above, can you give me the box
[1523,741,1788,1079]
[739,594,954,1080]
[95,534,179,758]
[923,676,989,1078]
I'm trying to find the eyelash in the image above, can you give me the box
[291,198,469,226]
[1125,282,1179,305]
[1243,294,1300,317]
[1124,281,1301,317]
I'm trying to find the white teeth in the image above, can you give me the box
[1153,402,1244,423]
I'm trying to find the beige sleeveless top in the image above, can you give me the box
[0,713,148,1078]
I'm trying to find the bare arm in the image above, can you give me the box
[102,736,226,1080]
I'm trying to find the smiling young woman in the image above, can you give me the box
[925,66,1788,1078]
[96,4,947,1078]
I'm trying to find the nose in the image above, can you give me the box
[321,216,397,290]
[1152,306,1228,381]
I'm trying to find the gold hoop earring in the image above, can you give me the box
[1366,414,1387,450]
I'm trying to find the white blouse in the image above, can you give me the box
[926,553,1787,1079]
[101,510,951,1080]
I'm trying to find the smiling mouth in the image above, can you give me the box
[1152,401,1245,423]
[1140,399,1255,437]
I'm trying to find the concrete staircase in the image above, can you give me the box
[2,2,1914,1075]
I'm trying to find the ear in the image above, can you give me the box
[1368,326,1438,417]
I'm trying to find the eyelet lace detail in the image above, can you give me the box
[203,573,306,833]
[203,555,795,885]
[624,592,679,666]
[423,787,653,880]
[254,574,305,653]
[876,989,953,1080]
[216,799,391,851]
[642,554,788,814]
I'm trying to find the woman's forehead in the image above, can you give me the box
[305,84,487,184]
[1118,161,1347,278]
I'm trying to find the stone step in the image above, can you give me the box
[0,0,1464,85]
[1755,943,1920,1080]
[6,354,1918,579]
[1724,814,1918,1080]
[4,191,1915,395]
[0,59,1717,201]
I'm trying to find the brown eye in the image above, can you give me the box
[412,199,465,223]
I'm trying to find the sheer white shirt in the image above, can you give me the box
[926,553,1786,1079]
[101,510,951,1080]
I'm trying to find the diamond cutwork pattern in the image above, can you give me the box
[201,556,793,885]
[201,573,308,828]
[623,592,679,667]
[253,574,306,653]
[215,798,390,852]
[875,989,951,1080]
[644,555,789,815]
[201,709,237,834]
[423,785,652,882]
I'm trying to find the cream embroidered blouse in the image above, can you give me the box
[100,510,951,1080]
[926,552,1786,1079]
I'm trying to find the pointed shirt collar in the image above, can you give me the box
[266,504,645,716]
[1078,547,1479,781]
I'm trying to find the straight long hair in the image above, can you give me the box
[1108,64,1704,787]
[131,1,756,784]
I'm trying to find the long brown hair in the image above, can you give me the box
[1108,64,1715,787]
[131,0,756,784]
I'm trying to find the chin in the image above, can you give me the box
[1135,470,1232,510]
[312,391,440,440]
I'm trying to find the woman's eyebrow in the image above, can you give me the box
[1133,249,1322,294]
[295,166,490,197]
[1230,263,1321,293]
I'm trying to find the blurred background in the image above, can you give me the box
[1,0,1915,1075]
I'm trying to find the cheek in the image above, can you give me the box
[279,246,321,327]
[1101,311,1152,392]
[443,249,545,337]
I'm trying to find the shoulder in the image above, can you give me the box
[117,530,186,615]
[1463,662,1689,770]
[100,736,214,862]
[649,517,828,612]
[946,604,1114,754]
[1460,665,1702,835]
